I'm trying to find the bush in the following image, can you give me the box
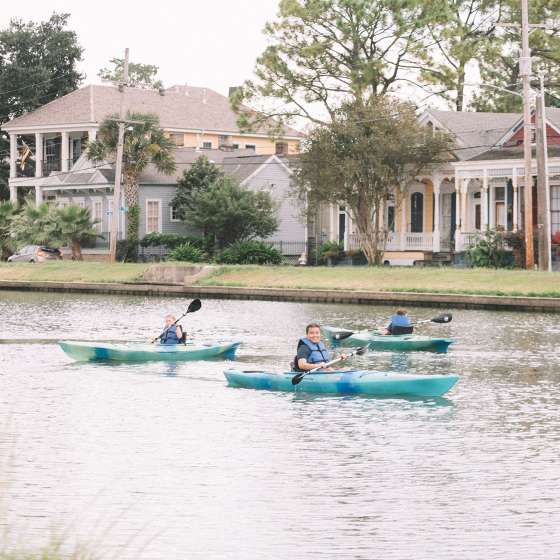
[317,240,343,264]
[467,229,510,268]
[117,239,138,262]
[140,232,203,249]
[168,241,205,262]
[552,231,560,245]
[216,240,282,265]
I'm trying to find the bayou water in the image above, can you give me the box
[0,290,559,559]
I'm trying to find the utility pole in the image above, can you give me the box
[109,48,130,263]
[535,74,552,271]
[520,0,534,269]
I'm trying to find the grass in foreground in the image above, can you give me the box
[0,262,148,283]
[197,265,560,298]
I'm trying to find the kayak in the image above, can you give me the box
[224,369,459,397]
[322,326,453,353]
[59,340,241,363]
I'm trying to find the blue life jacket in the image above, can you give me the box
[388,314,413,335]
[293,337,330,371]
[160,324,183,345]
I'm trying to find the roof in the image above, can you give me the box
[467,144,560,162]
[2,84,304,138]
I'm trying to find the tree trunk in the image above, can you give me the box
[352,198,388,266]
[456,64,466,112]
[72,239,82,261]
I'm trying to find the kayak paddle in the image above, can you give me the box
[333,312,453,341]
[291,345,368,386]
[151,298,202,343]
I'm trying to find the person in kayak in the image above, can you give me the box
[294,323,347,372]
[159,314,185,345]
[384,309,413,335]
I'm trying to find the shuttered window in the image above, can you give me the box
[146,200,161,233]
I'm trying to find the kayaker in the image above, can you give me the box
[159,314,185,345]
[384,309,413,335]
[294,323,347,372]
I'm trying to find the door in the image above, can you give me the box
[495,202,506,229]
[410,192,424,233]
[475,204,481,230]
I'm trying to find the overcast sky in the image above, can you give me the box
[0,0,280,96]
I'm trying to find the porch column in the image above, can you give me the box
[454,172,462,251]
[400,191,406,250]
[35,133,43,178]
[461,178,469,232]
[489,183,495,228]
[482,170,489,231]
[9,134,17,178]
[9,185,17,203]
[35,185,43,205]
[433,176,441,252]
[61,131,70,172]
[512,170,519,231]
[88,128,97,142]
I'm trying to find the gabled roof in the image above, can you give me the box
[2,84,304,138]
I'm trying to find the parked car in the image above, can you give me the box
[7,246,63,263]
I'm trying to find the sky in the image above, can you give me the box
[0,0,280,96]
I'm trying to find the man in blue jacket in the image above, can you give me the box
[385,309,413,335]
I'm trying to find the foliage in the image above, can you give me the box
[126,204,140,248]
[171,156,224,220]
[317,240,343,264]
[87,112,176,244]
[116,240,138,262]
[216,240,282,265]
[551,231,560,245]
[98,57,163,89]
[0,201,17,259]
[232,0,442,131]
[0,13,83,199]
[183,175,278,250]
[295,97,453,265]
[168,242,205,263]
[140,232,204,249]
[467,229,511,268]
[10,202,100,260]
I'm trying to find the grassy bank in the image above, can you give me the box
[0,262,148,283]
[198,265,560,298]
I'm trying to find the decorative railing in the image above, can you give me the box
[348,231,433,252]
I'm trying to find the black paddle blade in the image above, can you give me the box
[291,373,305,385]
[432,313,452,324]
[355,346,368,356]
[187,298,202,313]
[334,330,354,340]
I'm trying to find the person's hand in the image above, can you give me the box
[340,353,348,360]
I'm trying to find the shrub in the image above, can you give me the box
[168,241,205,262]
[552,231,560,245]
[140,232,203,249]
[216,240,282,265]
[317,240,343,264]
[467,229,510,268]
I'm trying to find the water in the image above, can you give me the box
[0,290,559,559]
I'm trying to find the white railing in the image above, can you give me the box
[348,231,433,252]
[461,232,480,249]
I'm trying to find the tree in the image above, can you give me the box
[172,156,224,219]
[98,58,163,89]
[231,0,439,131]
[418,0,503,111]
[0,201,17,260]
[183,175,278,249]
[295,97,454,265]
[87,113,176,243]
[54,205,101,260]
[0,13,83,199]
[10,202,57,247]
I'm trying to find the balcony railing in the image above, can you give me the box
[348,231,434,252]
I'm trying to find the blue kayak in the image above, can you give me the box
[224,369,459,397]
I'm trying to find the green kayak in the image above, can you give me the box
[59,340,241,362]
[224,369,459,397]
[322,326,453,353]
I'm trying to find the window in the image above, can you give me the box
[202,141,212,150]
[245,144,256,151]
[551,185,560,236]
[219,135,230,146]
[73,198,85,208]
[232,143,240,149]
[170,133,185,147]
[275,142,288,155]
[146,200,161,233]
[495,186,505,202]
[92,199,103,232]
[387,206,395,232]
[170,205,180,222]
[410,192,424,233]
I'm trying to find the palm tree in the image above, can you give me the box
[0,200,16,260]
[87,112,176,243]
[54,205,101,260]
[10,201,57,247]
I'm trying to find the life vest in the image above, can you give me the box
[292,338,330,371]
[160,324,185,345]
[388,314,413,335]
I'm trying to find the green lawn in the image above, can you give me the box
[0,262,149,283]
[197,265,560,297]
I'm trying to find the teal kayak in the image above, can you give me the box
[59,340,240,362]
[322,326,453,353]
[224,369,459,397]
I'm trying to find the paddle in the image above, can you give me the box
[333,312,453,341]
[151,298,202,343]
[291,345,368,386]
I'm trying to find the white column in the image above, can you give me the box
[454,177,462,251]
[61,131,70,172]
[9,134,17,178]
[88,128,97,143]
[433,176,441,252]
[9,185,17,203]
[461,178,469,231]
[489,182,495,228]
[35,132,43,178]
[400,191,406,250]
[512,170,519,231]
[35,185,43,205]
[482,170,489,231]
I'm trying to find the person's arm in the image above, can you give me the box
[297,357,328,371]
[176,325,183,339]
